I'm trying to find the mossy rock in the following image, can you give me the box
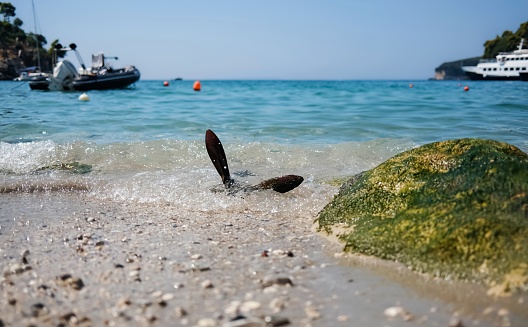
[36,162,93,174]
[317,138,528,294]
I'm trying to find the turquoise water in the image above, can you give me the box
[2,80,528,146]
[1,80,528,208]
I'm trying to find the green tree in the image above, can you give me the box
[482,21,528,58]
[0,2,16,22]
[13,16,22,27]
[48,39,67,59]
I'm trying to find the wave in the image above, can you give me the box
[0,137,413,213]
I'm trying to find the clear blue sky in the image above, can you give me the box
[11,0,528,80]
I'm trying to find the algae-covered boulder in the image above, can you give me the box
[317,138,528,294]
[36,162,92,174]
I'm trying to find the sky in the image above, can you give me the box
[10,0,528,80]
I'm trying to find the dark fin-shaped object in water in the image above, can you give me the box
[255,175,304,193]
[206,129,303,193]
[205,129,233,187]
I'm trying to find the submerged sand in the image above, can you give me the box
[0,193,526,327]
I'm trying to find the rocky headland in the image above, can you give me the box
[431,57,480,80]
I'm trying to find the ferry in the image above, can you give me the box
[461,39,528,80]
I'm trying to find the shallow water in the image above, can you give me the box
[2,80,527,209]
[1,80,528,244]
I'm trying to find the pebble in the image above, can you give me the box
[151,290,163,298]
[37,284,55,298]
[191,254,203,260]
[129,270,140,278]
[174,282,185,289]
[225,301,241,317]
[261,276,293,288]
[269,297,287,313]
[497,308,509,316]
[30,302,46,317]
[57,274,84,290]
[161,293,175,301]
[305,305,321,320]
[116,297,132,309]
[174,306,188,317]
[4,263,23,276]
[482,307,494,315]
[197,318,217,326]
[239,301,261,314]
[201,279,214,289]
[448,317,464,327]
[262,285,279,294]
[222,318,265,327]
[263,316,290,327]
[384,306,413,321]
[271,249,285,256]
[384,306,404,317]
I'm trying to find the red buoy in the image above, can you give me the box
[163,81,169,87]
[463,86,469,91]
[193,80,201,91]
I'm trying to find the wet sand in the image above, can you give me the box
[0,193,526,326]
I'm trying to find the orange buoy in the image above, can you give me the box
[163,81,169,87]
[193,80,201,91]
[409,83,413,88]
[463,86,469,91]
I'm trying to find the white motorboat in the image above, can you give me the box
[29,43,140,91]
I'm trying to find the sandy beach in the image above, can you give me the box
[1,192,526,327]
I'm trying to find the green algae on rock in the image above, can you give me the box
[317,138,528,294]
[36,162,93,174]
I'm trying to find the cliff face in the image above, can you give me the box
[0,57,20,79]
[431,57,480,80]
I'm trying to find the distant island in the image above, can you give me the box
[432,21,528,80]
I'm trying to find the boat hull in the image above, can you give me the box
[520,72,528,81]
[73,67,140,91]
[28,76,50,90]
[464,71,521,81]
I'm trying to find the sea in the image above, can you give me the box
[1,80,528,214]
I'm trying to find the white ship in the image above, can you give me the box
[461,39,528,80]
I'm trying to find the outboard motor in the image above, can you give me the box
[48,60,79,91]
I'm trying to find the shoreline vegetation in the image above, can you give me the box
[0,2,66,80]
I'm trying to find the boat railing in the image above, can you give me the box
[478,58,497,63]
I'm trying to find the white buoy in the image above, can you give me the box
[79,93,90,101]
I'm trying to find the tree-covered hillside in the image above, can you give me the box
[0,2,63,79]
[483,21,528,58]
